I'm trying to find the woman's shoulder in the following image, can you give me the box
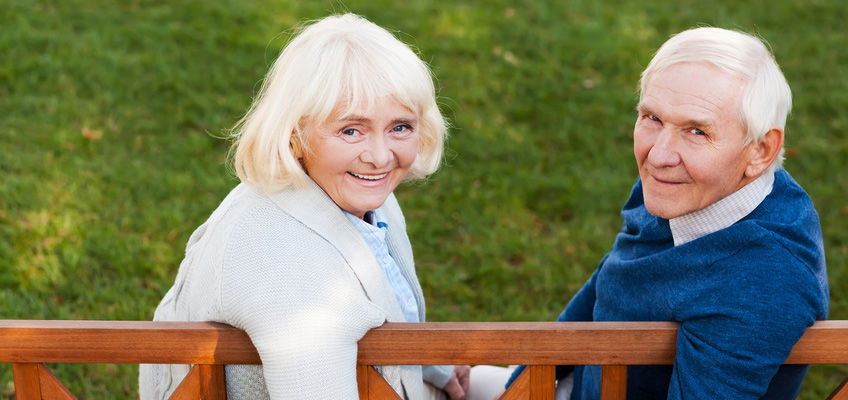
[216,188,377,319]
[180,184,342,285]
[226,216,341,270]
[202,184,328,244]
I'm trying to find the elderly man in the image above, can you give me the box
[502,27,829,399]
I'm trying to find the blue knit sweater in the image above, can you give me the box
[509,169,828,399]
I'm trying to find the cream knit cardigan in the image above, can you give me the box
[139,181,427,399]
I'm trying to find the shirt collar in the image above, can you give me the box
[669,169,775,246]
[344,209,389,234]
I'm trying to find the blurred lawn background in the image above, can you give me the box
[2,0,847,398]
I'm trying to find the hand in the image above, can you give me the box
[443,365,471,400]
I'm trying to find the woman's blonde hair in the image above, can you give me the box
[231,14,447,192]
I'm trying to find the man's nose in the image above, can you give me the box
[647,128,682,167]
[360,134,392,167]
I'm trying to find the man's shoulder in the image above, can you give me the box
[755,168,818,221]
[738,169,824,264]
[708,225,828,317]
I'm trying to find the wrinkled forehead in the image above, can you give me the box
[641,63,746,117]
[654,62,744,89]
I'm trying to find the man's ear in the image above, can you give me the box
[745,126,785,179]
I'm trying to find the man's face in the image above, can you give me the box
[634,63,758,219]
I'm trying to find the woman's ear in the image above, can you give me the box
[290,129,305,159]
[745,126,785,178]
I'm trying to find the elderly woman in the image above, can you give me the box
[139,14,469,400]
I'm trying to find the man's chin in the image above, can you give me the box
[644,199,687,220]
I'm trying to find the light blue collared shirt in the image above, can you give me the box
[344,208,454,389]
[345,209,420,323]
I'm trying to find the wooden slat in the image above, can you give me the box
[600,365,627,400]
[2,320,848,367]
[169,365,201,400]
[357,365,370,399]
[499,368,529,400]
[199,364,227,400]
[358,321,679,365]
[529,366,555,400]
[0,320,260,365]
[786,320,848,364]
[359,320,848,365]
[365,366,402,399]
[11,363,42,400]
[827,375,848,400]
[37,364,78,400]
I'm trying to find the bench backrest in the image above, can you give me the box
[2,320,848,399]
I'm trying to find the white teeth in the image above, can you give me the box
[350,172,388,180]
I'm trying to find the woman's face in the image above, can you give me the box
[302,98,419,219]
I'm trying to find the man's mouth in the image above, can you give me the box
[653,177,680,184]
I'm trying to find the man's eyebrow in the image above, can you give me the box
[684,118,714,130]
[636,104,713,130]
[636,104,654,116]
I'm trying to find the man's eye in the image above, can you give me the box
[650,115,661,123]
[691,128,706,136]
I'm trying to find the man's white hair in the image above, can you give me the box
[640,27,792,173]
[231,14,447,192]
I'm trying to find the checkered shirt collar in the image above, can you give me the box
[669,169,775,246]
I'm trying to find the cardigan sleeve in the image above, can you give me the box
[667,245,823,399]
[220,218,387,399]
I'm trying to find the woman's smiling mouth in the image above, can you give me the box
[348,171,389,181]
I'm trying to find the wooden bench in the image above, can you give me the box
[2,320,848,399]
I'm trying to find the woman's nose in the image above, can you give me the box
[360,134,393,167]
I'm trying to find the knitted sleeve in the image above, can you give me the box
[220,209,387,399]
[667,243,823,399]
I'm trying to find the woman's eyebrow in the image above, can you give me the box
[337,114,370,122]
[334,116,419,125]
[392,117,418,124]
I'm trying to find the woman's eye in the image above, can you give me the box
[342,128,358,136]
[392,124,412,132]
[691,128,706,136]
[649,115,661,123]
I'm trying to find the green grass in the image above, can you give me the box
[2,0,847,398]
